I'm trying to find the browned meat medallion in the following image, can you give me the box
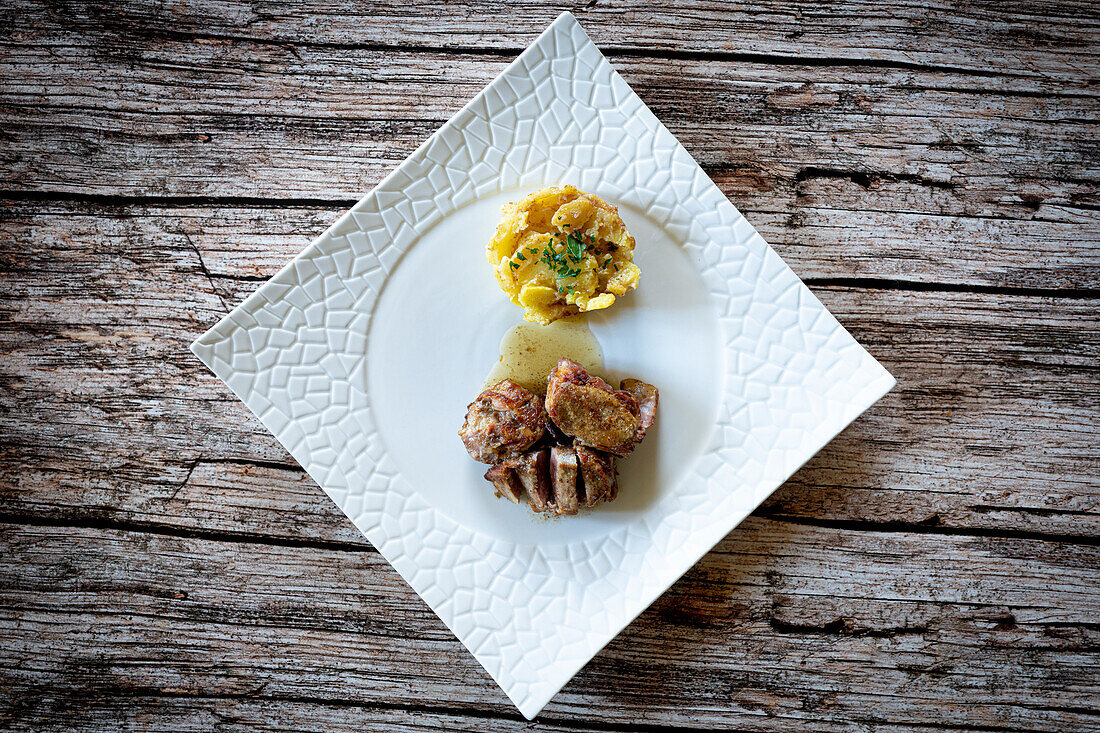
[513,448,552,512]
[575,444,618,505]
[547,446,580,515]
[619,377,659,443]
[459,379,546,464]
[484,463,525,504]
[463,360,657,515]
[545,358,640,456]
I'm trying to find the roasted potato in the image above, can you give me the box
[487,186,640,325]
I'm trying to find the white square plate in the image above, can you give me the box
[191,11,895,719]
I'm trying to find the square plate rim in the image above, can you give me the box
[189,10,896,719]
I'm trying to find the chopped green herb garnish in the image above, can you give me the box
[565,233,587,261]
[607,243,618,251]
[509,261,519,270]
[527,247,539,254]
[540,245,584,281]
[516,252,526,261]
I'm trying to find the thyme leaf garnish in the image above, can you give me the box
[565,233,586,261]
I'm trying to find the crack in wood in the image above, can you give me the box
[794,166,956,191]
[0,513,374,553]
[1,688,532,730]
[0,190,359,209]
[167,459,199,502]
[48,21,1080,83]
[802,277,1100,300]
[847,717,1024,732]
[186,456,303,473]
[2,604,451,646]
[181,232,228,312]
[968,505,1100,518]
[767,616,931,638]
[754,512,1100,546]
[2,505,1096,553]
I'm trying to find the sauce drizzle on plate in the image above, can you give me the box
[485,316,603,395]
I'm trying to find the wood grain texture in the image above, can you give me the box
[3,521,1097,730]
[1,203,1096,542]
[7,0,1100,80]
[2,31,1096,291]
[1,0,1098,730]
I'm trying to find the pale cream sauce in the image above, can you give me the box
[485,315,603,395]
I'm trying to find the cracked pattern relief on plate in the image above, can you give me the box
[191,12,895,720]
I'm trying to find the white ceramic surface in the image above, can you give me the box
[191,12,895,719]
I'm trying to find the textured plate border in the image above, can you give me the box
[191,12,895,719]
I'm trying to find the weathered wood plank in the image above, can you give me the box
[5,109,1095,264]
[2,2,1098,728]
[0,205,1096,541]
[0,699,980,733]
[5,0,1099,82]
[2,696,1058,733]
[7,35,1097,117]
[2,696,612,733]
[3,38,1095,291]
[2,40,1096,220]
[2,522,1096,730]
[2,193,1095,294]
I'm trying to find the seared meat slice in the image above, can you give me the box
[619,378,658,443]
[485,449,552,511]
[484,463,525,504]
[512,448,551,512]
[575,444,617,506]
[466,364,656,515]
[547,446,580,515]
[460,379,545,463]
[545,358,640,456]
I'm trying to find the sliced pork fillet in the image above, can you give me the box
[484,463,525,504]
[459,379,545,463]
[513,448,551,512]
[545,358,639,456]
[547,445,580,515]
[465,362,655,515]
[575,444,617,507]
[619,378,658,443]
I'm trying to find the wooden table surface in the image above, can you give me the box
[3,2,1098,730]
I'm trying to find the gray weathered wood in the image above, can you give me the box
[7,0,1099,81]
[1,1,1098,730]
[1,204,1096,543]
[2,34,1095,292]
[2,695,1059,733]
[3,522,1097,730]
[4,698,604,733]
[3,40,1096,213]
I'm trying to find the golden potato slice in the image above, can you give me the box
[487,185,640,325]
